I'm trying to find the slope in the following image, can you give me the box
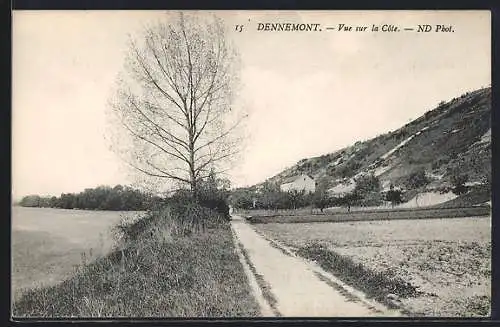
[259,86,491,206]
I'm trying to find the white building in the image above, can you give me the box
[280,174,316,193]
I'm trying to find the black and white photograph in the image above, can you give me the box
[12,10,491,318]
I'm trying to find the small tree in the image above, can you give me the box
[385,184,403,208]
[49,196,58,208]
[470,155,491,186]
[197,169,231,219]
[287,189,306,210]
[259,181,281,211]
[354,174,381,196]
[450,172,469,195]
[229,188,254,210]
[404,168,430,207]
[404,169,429,189]
[313,193,330,213]
[354,173,381,205]
[313,177,330,213]
[340,192,361,213]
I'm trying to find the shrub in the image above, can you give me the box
[385,185,403,208]
[404,168,429,190]
[338,192,362,212]
[354,174,381,196]
[115,193,228,243]
[229,190,254,210]
[432,158,449,171]
[450,172,469,195]
[359,192,384,207]
[337,161,362,178]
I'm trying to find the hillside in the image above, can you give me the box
[258,87,491,206]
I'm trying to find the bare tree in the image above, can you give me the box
[107,12,245,197]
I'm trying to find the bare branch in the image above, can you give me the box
[119,115,190,164]
[194,149,241,177]
[127,96,190,152]
[194,114,246,153]
[145,159,191,184]
[131,40,186,115]
[107,12,243,193]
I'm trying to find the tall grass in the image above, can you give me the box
[13,202,260,317]
[297,243,419,309]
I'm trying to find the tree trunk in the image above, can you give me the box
[190,173,197,199]
[188,132,198,199]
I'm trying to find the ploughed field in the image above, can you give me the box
[253,216,491,317]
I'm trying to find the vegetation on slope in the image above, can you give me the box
[264,87,491,196]
[232,87,491,211]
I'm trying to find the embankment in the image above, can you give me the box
[13,205,260,317]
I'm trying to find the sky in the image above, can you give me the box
[12,10,491,199]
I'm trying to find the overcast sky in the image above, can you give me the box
[12,10,490,199]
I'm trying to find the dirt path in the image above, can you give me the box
[231,215,399,317]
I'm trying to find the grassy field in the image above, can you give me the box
[12,207,260,317]
[12,207,135,302]
[254,217,491,317]
[245,206,490,224]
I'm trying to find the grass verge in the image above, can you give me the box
[247,206,490,224]
[13,207,260,317]
[296,243,420,311]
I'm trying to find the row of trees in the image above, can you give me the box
[230,168,473,212]
[230,187,327,211]
[18,185,158,211]
[229,175,379,212]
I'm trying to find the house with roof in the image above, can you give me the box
[280,174,316,193]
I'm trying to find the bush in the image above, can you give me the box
[338,192,362,212]
[404,169,430,190]
[116,192,229,243]
[385,186,403,208]
[359,192,384,207]
[337,161,362,178]
[354,174,381,196]
[312,179,331,212]
[229,189,254,210]
[450,173,469,195]
[432,157,449,171]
